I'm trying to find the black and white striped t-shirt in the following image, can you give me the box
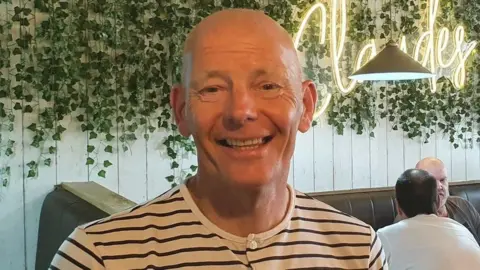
[51,184,386,269]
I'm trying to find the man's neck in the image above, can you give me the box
[186,175,290,237]
[437,204,448,217]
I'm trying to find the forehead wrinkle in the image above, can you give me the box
[181,9,303,91]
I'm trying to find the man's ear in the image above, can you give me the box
[298,80,318,133]
[395,199,406,218]
[170,84,190,137]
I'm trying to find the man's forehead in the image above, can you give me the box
[423,165,447,179]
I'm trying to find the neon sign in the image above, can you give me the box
[294,0,478,119]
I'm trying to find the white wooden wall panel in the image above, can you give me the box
[352,132,371,189]
[0,110,25,270]
[404,136,421,171]
[436,133,454,181]
[370,89,388,188]
[386,127,405,186]
[466,145,480,180]
[333,127,353,190]
[56,116,89,183]
[23,106,58,270]
[312,117,334,192]
[119,139,147,203]
[420,139,437,160]
[146,131,173,201]
[293,129,315,192]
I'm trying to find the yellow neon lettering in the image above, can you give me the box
[295,0,477,118]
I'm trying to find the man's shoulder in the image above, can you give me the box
[79,186,186,233]
[377,220,405,236]
[294,191,373,234]
[448,195,469,203]
[447,195,476,212]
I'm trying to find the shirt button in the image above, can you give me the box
[249,240,258,249]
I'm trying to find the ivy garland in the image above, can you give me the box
[0,0,478,189]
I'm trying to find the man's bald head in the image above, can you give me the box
[183,9,295,54]
[415,157,449,208]
[181,8,301,88]
[415,157,446,172]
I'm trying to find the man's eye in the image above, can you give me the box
[200,87,219,93]
[262,83,280,90]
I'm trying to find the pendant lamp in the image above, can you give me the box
[349,40,436,81]
[349,0,436,81]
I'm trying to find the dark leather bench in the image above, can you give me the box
[309,180,480,230]
[35,180,480,270]
[35,185,109,270]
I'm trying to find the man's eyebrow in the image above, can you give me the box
[191,70,232,89]
[250,69,268,78]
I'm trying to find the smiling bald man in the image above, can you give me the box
[51,9,386,269]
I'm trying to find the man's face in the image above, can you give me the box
[172,29,316,188]
[424,165,449,208]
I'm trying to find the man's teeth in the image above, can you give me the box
[226,138,264,147]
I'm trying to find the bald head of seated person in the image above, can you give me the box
[50,9,386,270]
[378,169,480,270]
[395,157,480,243]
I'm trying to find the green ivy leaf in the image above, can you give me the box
[87,145,95,153]
[14,102,22,110]
[106,133,115,141]
[57,125,67,134]
[190,165,198,171]
[27,170,36,178]
[27,123,36,131]
[98,170,106,178]
[171,161,179,169]
[166,175,175,182]
[26,161,36,168]
[86,157,95,165]
[44,158,52,166]
[103,160,113,167]
[49,146,56,154]
[104,145,113,153]
[5,148,13,156]
[52,133,61,141]
[89,131,98,139]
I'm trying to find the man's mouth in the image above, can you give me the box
[216,136,273,149]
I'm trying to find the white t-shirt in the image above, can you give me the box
[378,214,480,270]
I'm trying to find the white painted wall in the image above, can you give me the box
[1,110,479,269]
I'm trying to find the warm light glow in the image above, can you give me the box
[356,40,377,70]
[294,3,331,119]
[453,40,477,88]
[331,0,357,94]
[294,0,477,118]
[293,3,327,48]
[399,36,408,53]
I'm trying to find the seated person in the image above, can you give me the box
[49,9,386,270]
[378,169,480,270]
[395,157,480,243]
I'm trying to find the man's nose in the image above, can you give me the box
[437,181,444,190]
[223,88,258,129]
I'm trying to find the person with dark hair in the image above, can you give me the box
[378,169,480,269]
[394,157,480,243]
